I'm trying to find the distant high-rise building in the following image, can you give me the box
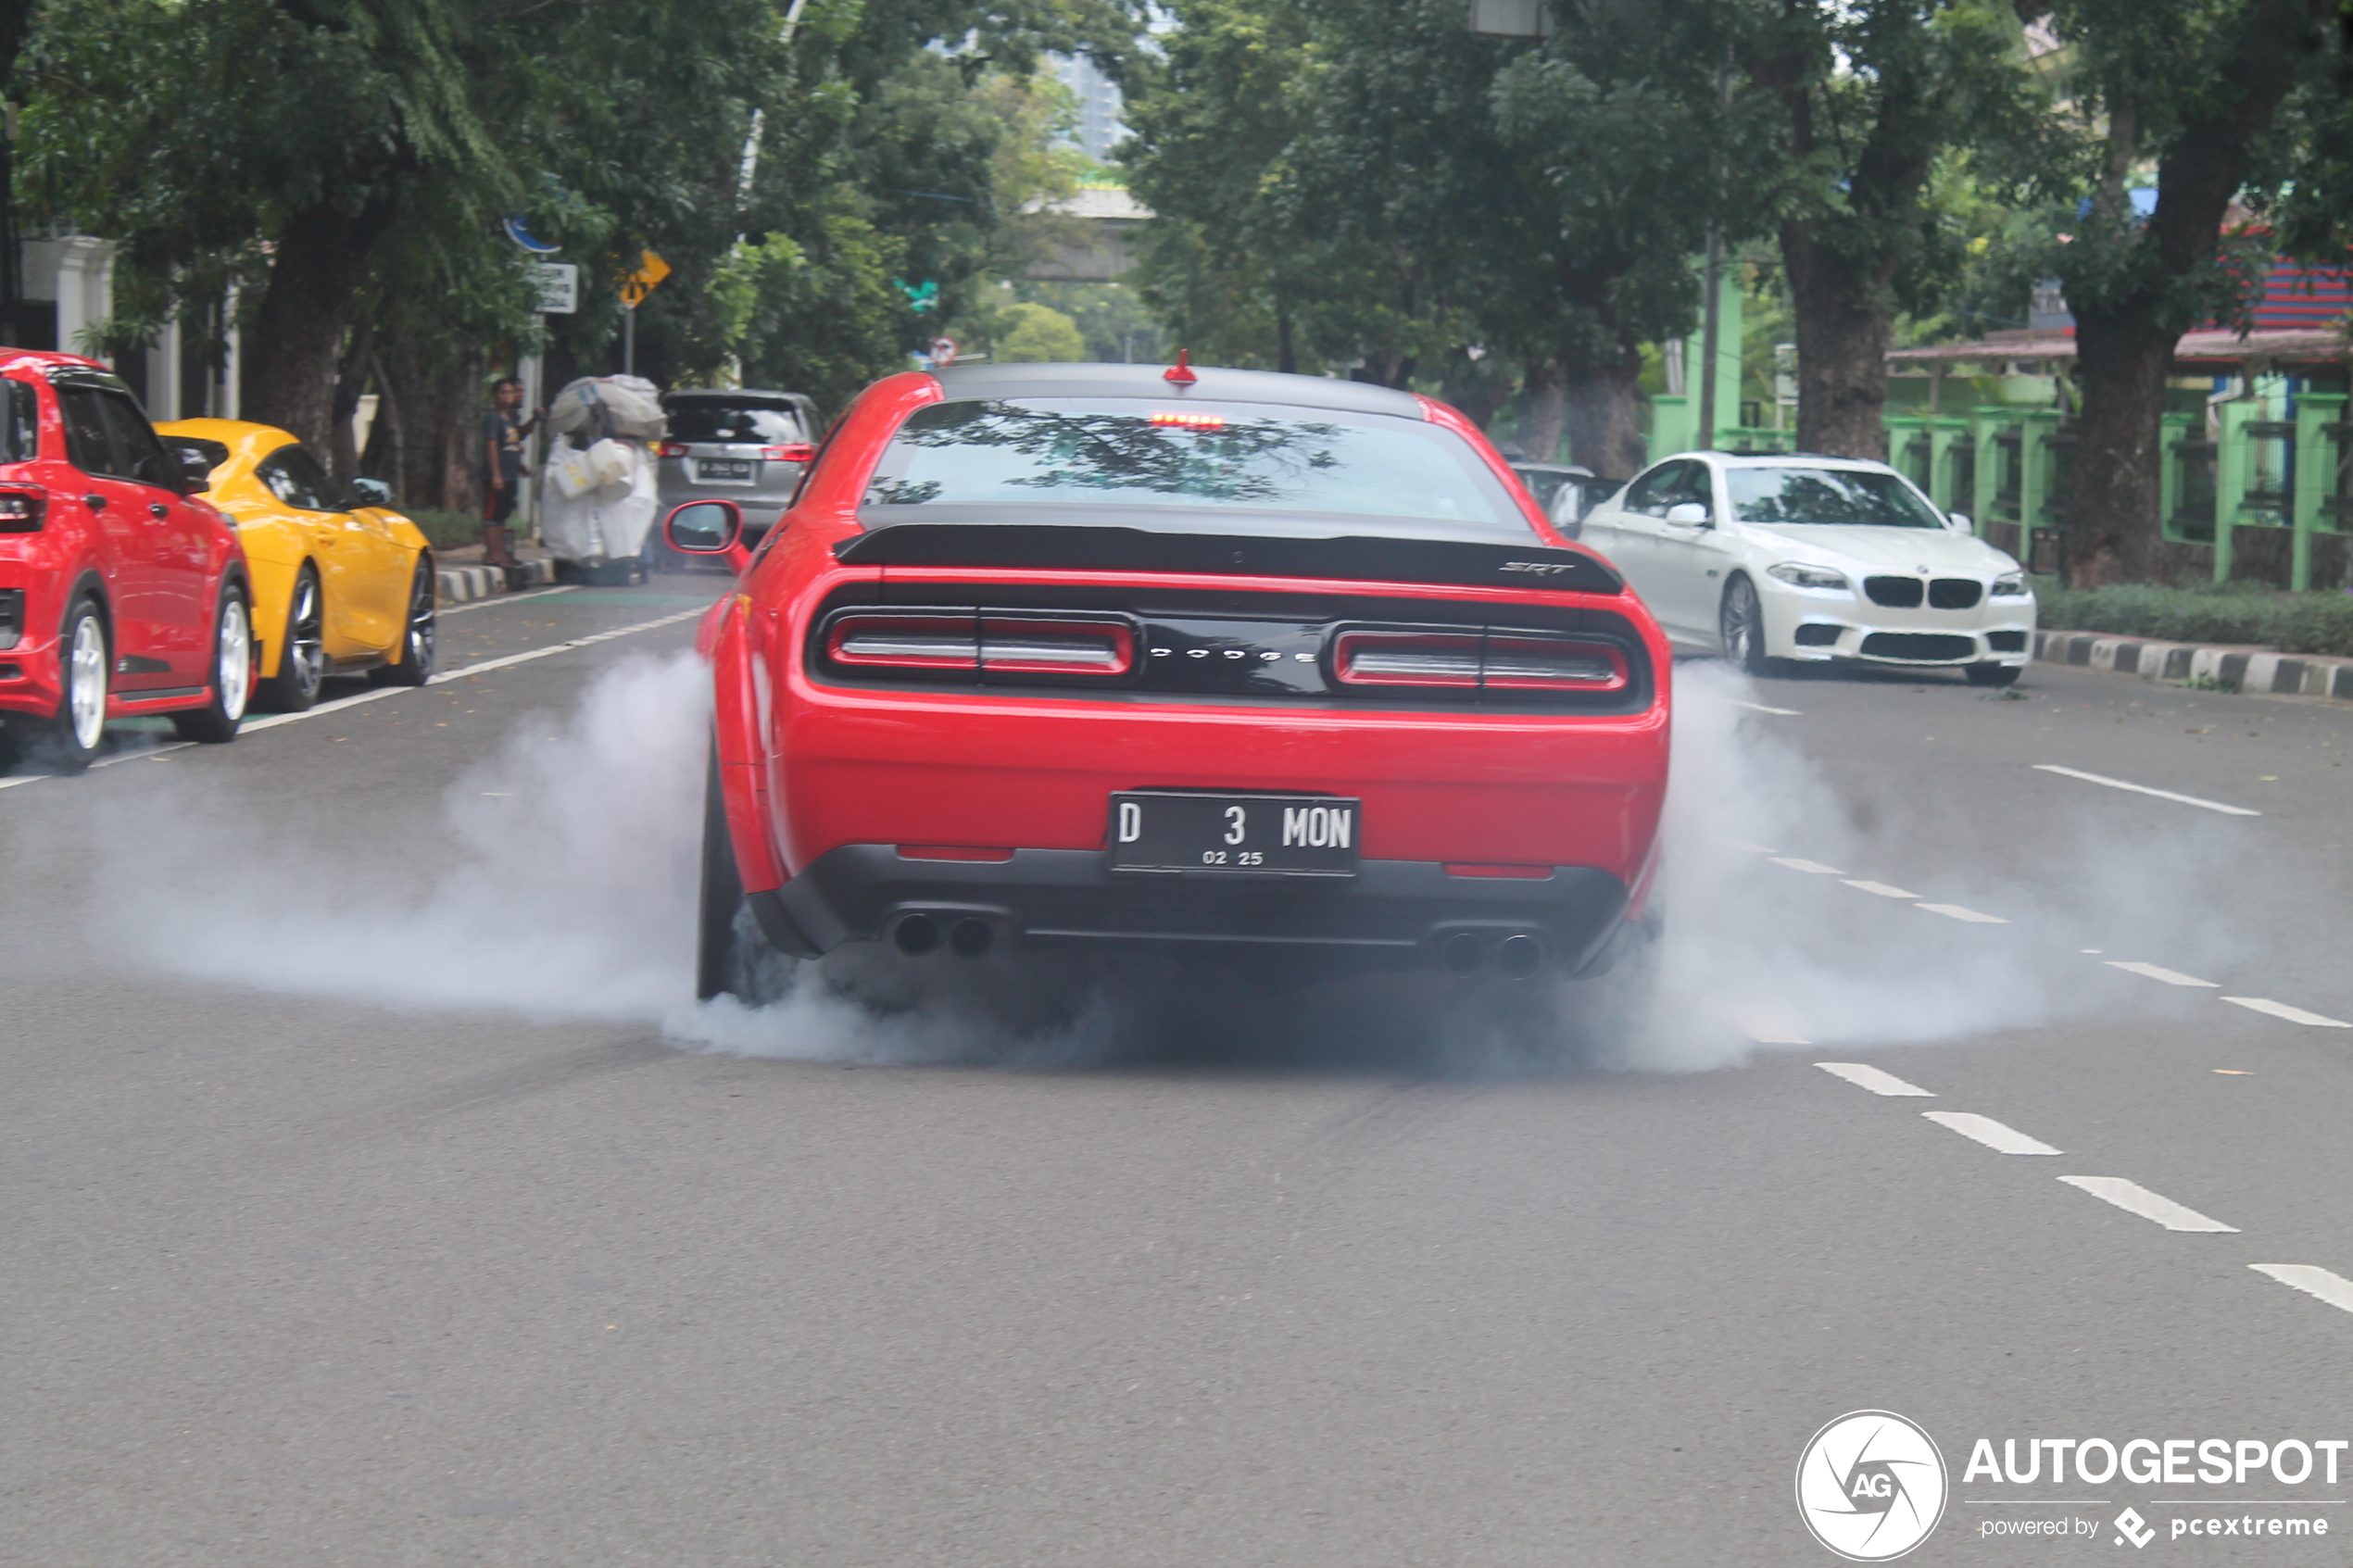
[1049,54,1127,165]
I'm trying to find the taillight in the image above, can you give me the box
[0,488,44,533]
[1480,634,1628,692]
[828,613,980,669]
[762,444,817,462]
[980,616,1133,675]
[1334,630,1481,687]
[1334,627,1629,693]
[657,442,689,458]
[821,609,1135,679]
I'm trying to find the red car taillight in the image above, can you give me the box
[0,488,45,533]
[1334,630,1481,687]
[1335,628,1629,693]
[657,442,689,458]
[828,614,981,669]
[824,611,1135,678]
[762,444,817,462]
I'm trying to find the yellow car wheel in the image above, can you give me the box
[255,564,325,712]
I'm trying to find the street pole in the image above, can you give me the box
[623,304,635,377]
[1698,227,1721,450]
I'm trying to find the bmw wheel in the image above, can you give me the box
[257,563,325,711]
[170,579,253,743]
[1965,661,2020,688]
[1719,575,1775,676]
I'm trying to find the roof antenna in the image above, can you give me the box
[1163,349,1198,386]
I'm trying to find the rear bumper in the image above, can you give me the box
[755,844,1630,972]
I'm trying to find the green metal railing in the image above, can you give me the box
[1649,392,2352,586]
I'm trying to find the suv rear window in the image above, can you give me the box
[667,403,805,445]
[1726,467,1945,529]
[1,381,35,463]
[862,397,1524,533]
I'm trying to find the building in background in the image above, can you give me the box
[1048,54,1127,163]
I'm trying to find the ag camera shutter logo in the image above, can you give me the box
[1796,1410,1949,1561]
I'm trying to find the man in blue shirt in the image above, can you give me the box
[481,377,542,569]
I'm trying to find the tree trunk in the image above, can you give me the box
[242,200,394,449]
[1517,360,1566,466]
[1782,223,1893,462]
[1565,353,1645,479]
[2066,307,2173,585]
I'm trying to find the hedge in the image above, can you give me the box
[2033,580,2353,659]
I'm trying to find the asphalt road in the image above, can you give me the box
[5,583,2352,1567]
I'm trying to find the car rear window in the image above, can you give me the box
[1726,467,1945,529]
[862,397,1525,533]
[1,380,35,462]
[667,403,805,445]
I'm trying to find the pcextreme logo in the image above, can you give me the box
[1797,1410,1951,1562]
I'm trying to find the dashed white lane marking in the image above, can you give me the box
[1923,1111,2061,1155]
[1919,903,2006,923]
[2059,1175,2238,1233]
[1843,879,1920,899]
[2106,960,2218,988]
[2250,1264,2353,1315]
[1770,857,1844,874]
[1732,699,1802,716]
[1737,1018,1811,1046]
[2032,763,2261,817]
[1816,1062,1935,1097]
[1716,837,1776,853]
[2222,997,2352,1028]
[2,606,708,787]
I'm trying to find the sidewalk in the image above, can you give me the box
[434,541,559,605]
[2034,629,2353,701]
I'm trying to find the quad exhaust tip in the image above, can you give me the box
[1438,929,1549,977]
[892,911,998,959]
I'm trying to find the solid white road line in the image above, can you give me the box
[2222,997,2352,1028]
[1731,699,1801,716]
[1923,1111,2061,1155]
[2105,960,2218,988]
[1816,1062,1935,1097]
[2058,1175,2238,1233]
[2032,763,2260,817]
[1919,903,2007,923]
[1770,857,1844,874]
[438,584,579,617]
[2,605,707,787]
[2250,1264,2353,1315]
[1843,880,1920,899]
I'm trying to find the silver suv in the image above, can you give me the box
[654,389,824,546]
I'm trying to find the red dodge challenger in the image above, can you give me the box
[669,362,1670,1006]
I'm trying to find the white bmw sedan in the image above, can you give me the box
[1577,452,2036,685]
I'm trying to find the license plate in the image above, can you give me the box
[696,458,754,482]
[1108,791,1360,876]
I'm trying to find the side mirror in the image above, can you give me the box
[1947,511,1973,533]
[348,476,394,508]
[170,440,225,495]
[664,498,751,572]
[1665,501,1711,526]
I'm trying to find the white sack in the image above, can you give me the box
[547,375,667,443]
[539,436,659,562]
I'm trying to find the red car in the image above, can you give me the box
[669,362,1670,1004]
[0,350,253,771]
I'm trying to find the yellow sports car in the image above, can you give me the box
[157,420,435,710]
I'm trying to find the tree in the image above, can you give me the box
[1748,0,2038,459]
[1989,0,2350,584]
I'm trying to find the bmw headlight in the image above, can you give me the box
[1990,572,2029,597]
[1766,562,1850,592]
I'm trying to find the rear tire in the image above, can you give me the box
[369,556,436,686]
[170,578,253,743]
[1965,661,2020,688]
[256,563,324,711]
[31,596,110,771]
[698,743,795,1003]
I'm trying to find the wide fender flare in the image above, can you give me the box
[708,595,786,893]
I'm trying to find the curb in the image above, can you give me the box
[435,558,557,605]
[2033,630,2353,701]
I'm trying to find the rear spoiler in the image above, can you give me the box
[832,523,1622,595]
